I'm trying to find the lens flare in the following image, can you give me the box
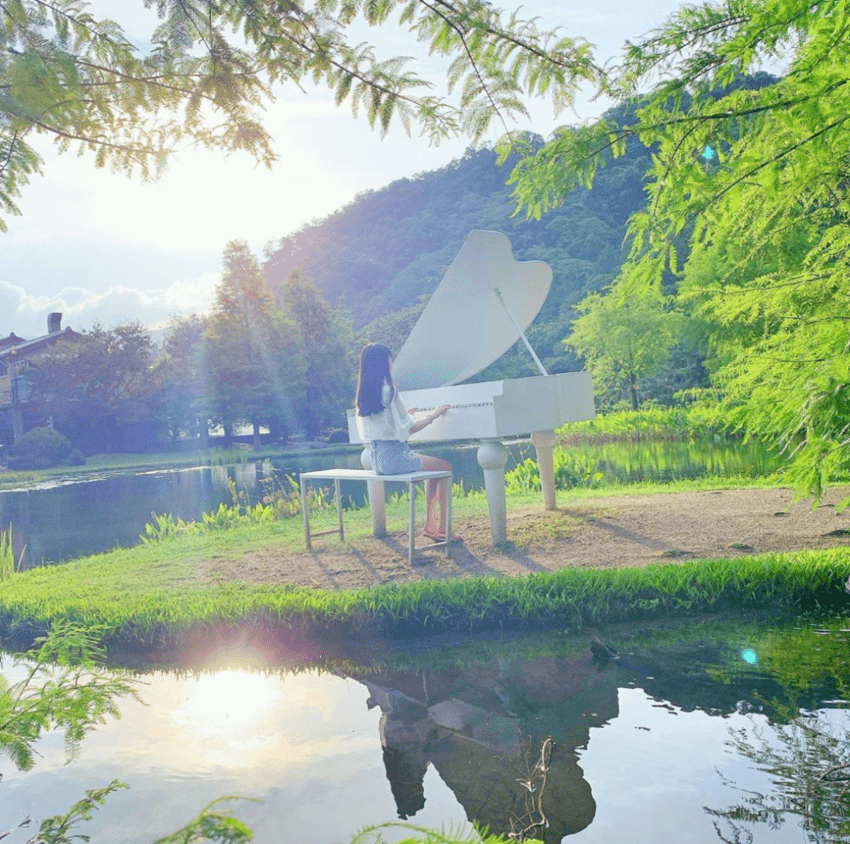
[741,648,757,665]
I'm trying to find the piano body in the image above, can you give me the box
[347,230,596,544]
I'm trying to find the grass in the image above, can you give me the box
[0,499,847,651]
[0,446,847,652]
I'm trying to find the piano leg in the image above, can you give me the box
[360,446,387,536]
[477,439,509,545]
[531,429,557,511]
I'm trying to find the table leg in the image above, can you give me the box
[445,473,452,559]
[335,479,344,541]
[408,480,416,564]
[300,475,311,550]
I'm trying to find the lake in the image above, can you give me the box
[0,438,781,567]
[1,612,847,843]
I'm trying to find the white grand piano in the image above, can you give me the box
[347,230,596,545]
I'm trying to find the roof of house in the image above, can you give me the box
[0,327,82,360]
[0,333,27,351]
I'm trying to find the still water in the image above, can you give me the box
[1,613,847,843]
[0,438,781,567]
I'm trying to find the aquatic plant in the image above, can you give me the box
[560,405,735,443]
[139,473,332,544]
[140,512,199,545]
[0,525,24,580]
[506,451,604,492]
[350,822,537,844]
[204,446,252,466]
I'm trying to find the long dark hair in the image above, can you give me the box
[356,343,394,416]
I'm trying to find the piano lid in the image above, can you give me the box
[391,231,552,390]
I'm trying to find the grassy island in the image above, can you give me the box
[1,478,849,654]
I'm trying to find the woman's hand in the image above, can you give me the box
[430,405,450,422]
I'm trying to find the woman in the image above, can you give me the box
[355,343,456,542]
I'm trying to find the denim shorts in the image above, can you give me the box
[370,440,422,475]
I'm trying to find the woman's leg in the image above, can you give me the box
[419,454,452,536]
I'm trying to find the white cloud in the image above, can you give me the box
[0,274,220,340]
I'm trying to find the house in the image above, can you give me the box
[0,313,82,446]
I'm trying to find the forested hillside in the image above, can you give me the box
[263,112,651,381]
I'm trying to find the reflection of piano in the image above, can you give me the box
[347,230,595,544]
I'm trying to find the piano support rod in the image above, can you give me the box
[494,288,549,377]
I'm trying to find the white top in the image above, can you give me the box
[355,381,415,442]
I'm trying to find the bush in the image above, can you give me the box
[323,427,349,444]
[7,427,86,470]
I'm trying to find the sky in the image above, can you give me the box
[0,1,687,341]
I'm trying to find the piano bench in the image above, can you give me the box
[299,468,453,564]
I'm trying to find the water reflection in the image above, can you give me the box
[3,614,847,844]
[352,649,614,841]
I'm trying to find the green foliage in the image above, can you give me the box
[30,781,128,844]
[278,269,356,440]
[154,314,209,443]
[505,452,604,493]
[562,405,733,442]
[0,524,25,579]
[140,473,331,544]
[203,241,306,445]
[0,1,600,230]
[140,512,199,545]
[351,822,536,844]
[566,290,687,410]
[27,322,156,454]
[151,797,254,844]
[7,426,84,469]
[0,622,136,772]
[508,1,850,499]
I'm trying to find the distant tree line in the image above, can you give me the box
[24,242,356,454]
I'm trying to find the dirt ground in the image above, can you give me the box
[194,486,850,589]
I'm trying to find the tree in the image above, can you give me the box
[278,269,356,440]
[507,0,850,498]
[1,0,603,230]
[204,240,306,446]
[28,321,155,453]
[153,313,209,443]
[566,290,685,410]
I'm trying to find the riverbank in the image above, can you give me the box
[0,442,362,490]
[1,483,849,651]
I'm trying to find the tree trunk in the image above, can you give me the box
[252,419,262,450]
[628,373,639,411]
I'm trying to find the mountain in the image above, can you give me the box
[263,124,651,381]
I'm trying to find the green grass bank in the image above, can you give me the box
[2,465,849,652]
[1,506,848,652]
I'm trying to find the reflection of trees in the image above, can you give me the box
[707,713,850,844]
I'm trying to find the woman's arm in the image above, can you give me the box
[408,404,450,435]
